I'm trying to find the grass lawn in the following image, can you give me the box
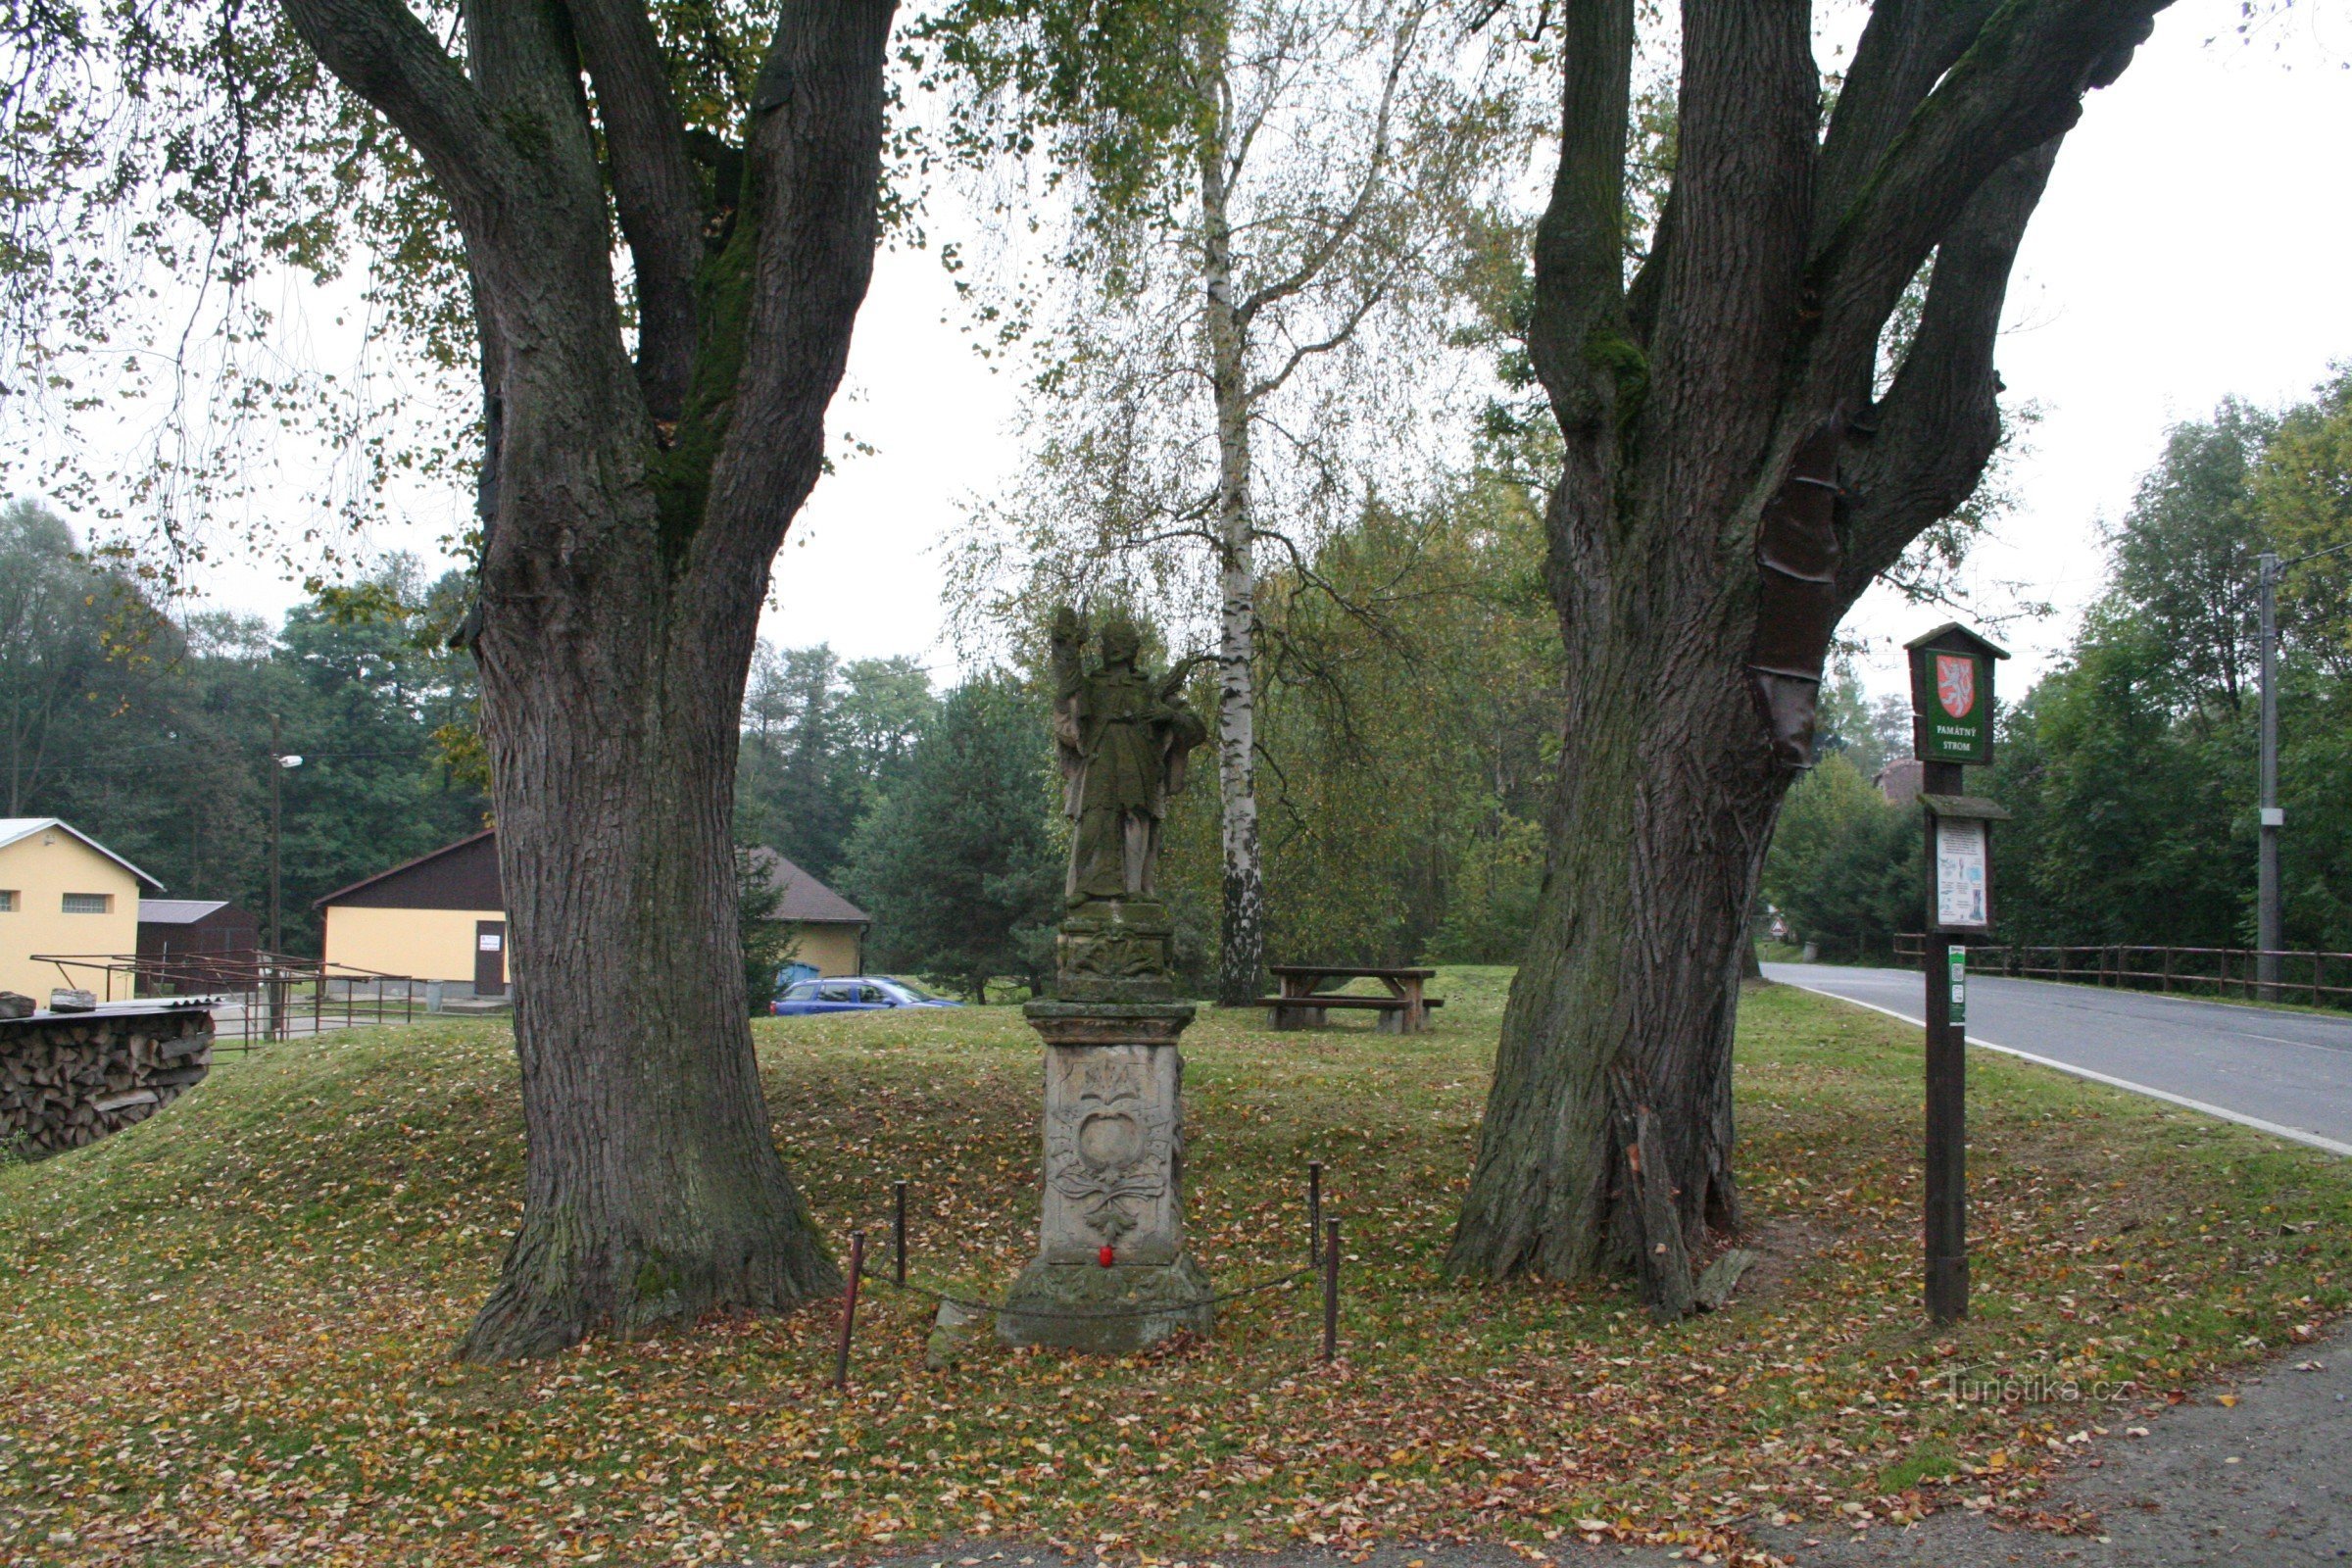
[2,970,2347,1567]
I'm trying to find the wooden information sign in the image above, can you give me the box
[1907,623,2006,765]
[1907,622,2009,1327]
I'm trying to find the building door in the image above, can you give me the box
[474,920,507,996]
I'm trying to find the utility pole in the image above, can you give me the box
[2257,553,2281,1002]
[266,719,306,954]
[2251,538,2352,1003]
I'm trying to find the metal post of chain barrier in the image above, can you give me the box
[834,1231,866,1390]
[1307,1161,1322,1263]
[1321,1218,1340,1363]
[893,1180,908,1287]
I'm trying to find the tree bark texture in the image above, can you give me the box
[283,0,897,1358]
[1198,59,1268,1008]
[1447,0,2164,1304]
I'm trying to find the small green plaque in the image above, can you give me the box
[1948,946,1967,1025]
[1912,646,1993,764]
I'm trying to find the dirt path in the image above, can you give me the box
[1746,1316,2352,1566]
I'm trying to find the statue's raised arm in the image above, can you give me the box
[1048,605,1087,700]
[1046,606,1090,810]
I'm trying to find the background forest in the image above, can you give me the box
[1,502,488,954]
[24,366,2352,994]
[2,460,1561,1000]
[1764,370,2352,962]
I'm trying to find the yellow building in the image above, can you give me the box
[317,831,868,994]
[0,817,164,1000]
[741,846,869,978]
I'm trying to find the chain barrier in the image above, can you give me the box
[858,1261,1315,1322]
[831,1173,1342,1388]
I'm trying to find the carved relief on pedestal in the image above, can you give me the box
[1039,1043,1184,1265]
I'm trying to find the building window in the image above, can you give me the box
[61,893,112,915]
[0,890,16,912]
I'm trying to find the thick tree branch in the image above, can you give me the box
[1640,0,1815,495]
[281,0,514,223]
[687,1,895,626]
[1799,0,2164,414]
[565,0,705,423]
[1525,0,1633,431]
[1837,137,2060,599]
[1814,0,2003,234]
[460,0,599,192]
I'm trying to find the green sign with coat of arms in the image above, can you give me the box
[1906,624,2006,766]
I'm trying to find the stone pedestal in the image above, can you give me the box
[998,1000,1211,1352]
[1053,897,1180,1004]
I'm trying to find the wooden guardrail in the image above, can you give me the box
[1891,934,2352,1010]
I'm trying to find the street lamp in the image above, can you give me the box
[2255,539,2352,999]
[268,710,304,954]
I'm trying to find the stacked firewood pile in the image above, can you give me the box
[0,1007,215,1155]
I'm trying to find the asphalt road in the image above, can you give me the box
[1764,962,2352,1155]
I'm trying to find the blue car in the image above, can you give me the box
[771,975,962,1016]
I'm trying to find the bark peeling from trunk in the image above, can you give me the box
[1745,419,1846,771]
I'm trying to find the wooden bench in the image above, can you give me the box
[1257,964,1444,1034]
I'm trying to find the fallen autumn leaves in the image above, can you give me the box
[1,970,2345,1566]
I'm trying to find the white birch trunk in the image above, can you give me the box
[1198,62,1266,1007]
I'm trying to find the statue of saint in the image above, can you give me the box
[1048,606,1209,906]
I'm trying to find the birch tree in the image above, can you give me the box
[928,0,1533,1002]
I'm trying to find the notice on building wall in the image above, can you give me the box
[1935,818,1989,929]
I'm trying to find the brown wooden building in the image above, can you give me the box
[136,898,262,989]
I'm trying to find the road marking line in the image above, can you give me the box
[1778,973,2352,1062]
[2227,1028,2352,1055]
[1771,978,2352,1158]
[1770,965,2352,1037]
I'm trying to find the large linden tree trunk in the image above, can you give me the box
[1446,0,2167,1308]
[285,0,896,1359]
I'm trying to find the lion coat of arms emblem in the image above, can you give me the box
[1936,654,1976,720]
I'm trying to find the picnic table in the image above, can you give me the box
[1256,964,1443,1035]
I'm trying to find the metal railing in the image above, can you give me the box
[1891,934,2352,1010]
[27,950,428,1048]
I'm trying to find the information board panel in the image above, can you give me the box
[1934,817,1989,930]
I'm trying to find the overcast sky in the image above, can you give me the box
[52,0,2352,701]
[1835,0,2352,692]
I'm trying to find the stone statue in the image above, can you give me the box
[992,607,1214,1355]
[1048,605,1208,906]
[1042,607,1208,1004]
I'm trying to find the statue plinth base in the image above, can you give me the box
[1053,897,1179,1004]
[1002,997,1208,1352]
[998,1252,1213,1353]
